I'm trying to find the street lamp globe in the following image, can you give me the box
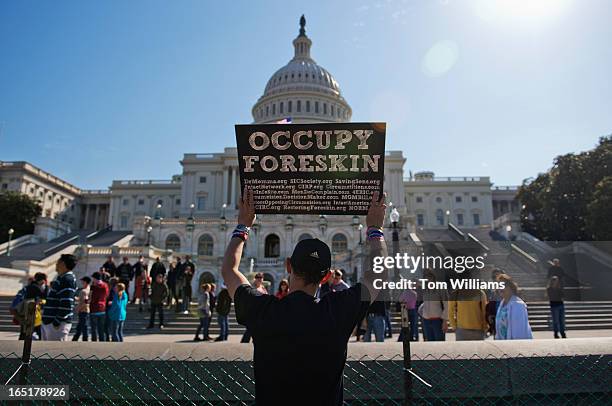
[8,228,14,235]
[506,225,512,233]
[390,208,400,224]
[190,203,195,209]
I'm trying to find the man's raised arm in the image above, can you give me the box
[362,191,389,303]
[221,187,254,299]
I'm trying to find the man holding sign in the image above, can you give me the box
[222,187,388,406]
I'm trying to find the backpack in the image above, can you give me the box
[9,287,27,324]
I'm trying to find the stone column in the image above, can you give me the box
[94,204,100,230]
[84,205,90,230]
[222,167,229,206]
[230,166,237,208]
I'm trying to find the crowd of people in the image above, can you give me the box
[8,252,569,343]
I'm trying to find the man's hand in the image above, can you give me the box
[238,186,256,227]
[366,191,386,228]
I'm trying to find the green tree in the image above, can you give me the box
[517,135,612,241]
[586,176,612,240]
[0,192,42,244]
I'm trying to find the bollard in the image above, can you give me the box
[18,300,36,385]
[401,305,412,405]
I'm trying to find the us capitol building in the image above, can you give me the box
[0,17,519,287]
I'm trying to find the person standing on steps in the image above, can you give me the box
[215,285,232,341]
[148,273,169,330]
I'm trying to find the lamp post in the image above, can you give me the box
[146,226,153,246]
[390,208,400,280]
[220,206,228,248]
[445,209,451,226]
[187,203,196,255]
[318,215,327,237]
[506,224,512,240]
[285,216,294,257]
[7,228,14,257]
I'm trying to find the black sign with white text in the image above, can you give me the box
[235,122,386,215]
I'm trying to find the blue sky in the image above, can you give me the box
[1,0,610,189]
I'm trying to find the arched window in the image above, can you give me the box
[435,209,444,226]
[298,233,313,242]
[165,234,181,251]
[332,233,348,253]
[265,234,280,258]
[198,234,214,256]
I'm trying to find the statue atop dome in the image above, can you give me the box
[299,15,306,37]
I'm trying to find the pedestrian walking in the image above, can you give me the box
[72,276,91,341]
[194,283,211,341]
[448,287,488,341]
[109,283,128,342]
[547,276,566,338]
[89,272,109,342]
[41,254,77,341]
[147,273,168,329]
[495,275,533,340]
[215,285,231,341]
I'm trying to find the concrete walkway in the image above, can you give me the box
[1,329,610,343]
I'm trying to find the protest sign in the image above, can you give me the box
[235,122,386,215]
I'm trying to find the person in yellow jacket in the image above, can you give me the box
[448,288,488,341]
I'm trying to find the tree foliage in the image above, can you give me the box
[0,192,42,244]
[517,136,612,241]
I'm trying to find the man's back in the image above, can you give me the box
[235,283,369,406]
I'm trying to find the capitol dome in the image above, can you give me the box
[252,16,352,124]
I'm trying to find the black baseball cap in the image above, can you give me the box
[290,238,332,278]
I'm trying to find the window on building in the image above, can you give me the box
[175,198,181,206]
[157,199,163,205]
[265,234,280,258]
[47,195,52,201]
[306,100,310,112]
[122,199,129,206]
[120,215,128,229]
[324,103,327,115]
[165,234,181,251]
[298,233,313,242]
[1,183,7,190]
[138,199,144,205]
[435,209,444,226]
[417,214,424,226]
[288,100,292,113]
[455,196,462,203]
[435,196,442,203]
[457,213,464,226]
[416,196,423,203]
[199,176,207,183]
[272,104,276,115]
[197,234,214,256]
[280,102,284,114]
[472,196,478,202]
[331,105,335,116]
[315,101,319,113]
[197,196,206,210]
[331,233,348,253]
[297,100,301,112]
[266,105,269,116]
[473,213,480,226]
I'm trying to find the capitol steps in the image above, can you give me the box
[2,296,612,336]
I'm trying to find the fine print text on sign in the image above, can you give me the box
[235,122,386,215]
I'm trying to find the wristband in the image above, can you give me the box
[232,224,251,241]
[367,226,384,241]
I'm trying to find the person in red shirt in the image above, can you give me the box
[275,279,289,299]
[89,271,109,342]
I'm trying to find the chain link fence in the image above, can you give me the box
[1,351,610,405]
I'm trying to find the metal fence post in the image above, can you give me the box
[18,300,36,385]
[401,305,412,405]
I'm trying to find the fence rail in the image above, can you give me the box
[0,350,609,405]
